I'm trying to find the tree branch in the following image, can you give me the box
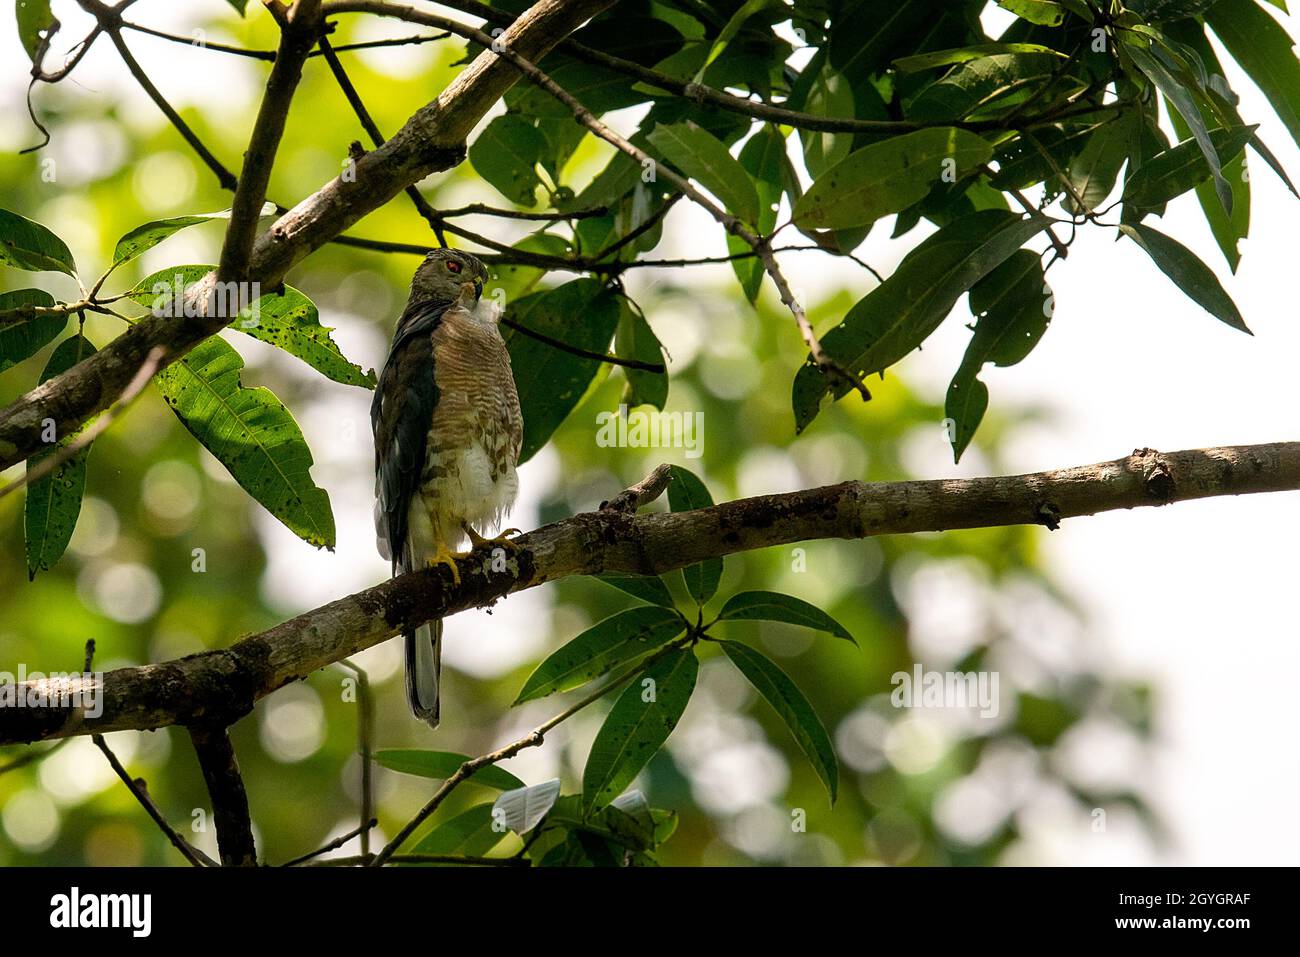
[4,443,1299,747]
[188,726,257,866]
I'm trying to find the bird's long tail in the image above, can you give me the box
[405,618,442,728]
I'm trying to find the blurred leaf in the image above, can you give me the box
[469,114,546,207]
[1015,693,1077,746]
[225,0,249,15]
[582,647,698,812]
[0,208,76,276]
[794,128,994,230]
[646,121,759,225]
[503,278,621,462]
[155,336,335,548]
[718,590,857,644]
[614,295,667,410]
[946,250,1052,461]
[718,640,838,804]
[595,573,677,608]
[0,289,62,374]
[793,210,1051,432]
[373,750,525,790]
[25,334,95,579]
[515,606,685,704]
[1119,223,1250,333]
[666,465,722,604]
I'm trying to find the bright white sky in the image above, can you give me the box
[3,2,1298,865]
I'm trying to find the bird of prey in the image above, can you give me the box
[371,249,523,728]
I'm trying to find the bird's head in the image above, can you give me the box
[411,248,489,303]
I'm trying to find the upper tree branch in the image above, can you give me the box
[0,0,616,473]
[3,443,1298,746]
[218,0,323,282]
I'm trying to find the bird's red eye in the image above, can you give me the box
[446,260,462,273]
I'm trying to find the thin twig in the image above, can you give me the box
[280,818,378,866]
[189,725,257,866]
[310,853,528,866]
[94,734,215,867]
[500,317,665,372]
[336,659,374,855]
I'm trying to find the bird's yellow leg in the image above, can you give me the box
[462,522,523,553]
[425,542,465,586]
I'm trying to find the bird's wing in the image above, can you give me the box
[372,297,452,573]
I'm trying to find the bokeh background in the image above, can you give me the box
[1,1,1295,865]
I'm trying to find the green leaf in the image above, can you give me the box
[666,465,721,604]
[718,591,857,645]
[794,128,995,231]
[25,334,95,579]
[127,266,374,388]
[503,279,621,463]
[1122,125,1255,209]
[1206,0,1300,152]
[1119,223,1250,333]
[544,794,664,852]
[1126,41,1233,215]
[595,573,677,608]
[408,804,505,859]
[470,114,546,207]
[582,647,698,813]
[237,285,376,388]
[0,289,63,374]
[696,0,779,79]
[792,210,1051,432]
[718,640,838,804]
[646,121,760,225]
[730,125,786,300]
[800,63,856,179]
[514,606,685,704]
[906,53,1074,122]
[894,43,1067,73]
[614,296,667,410]
[946,250,1052,461]
[0,208,76,276]
[155,335,336,548]
[1064,117,1133,213]
[997,0,1066,25]
[109,206,272,273]
[16,0,56,62]
[372,750,525,790]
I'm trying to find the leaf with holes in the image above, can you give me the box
[155,336,335,548]
[582,647,698,813]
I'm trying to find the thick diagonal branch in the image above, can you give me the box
[3,442,1298,747]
